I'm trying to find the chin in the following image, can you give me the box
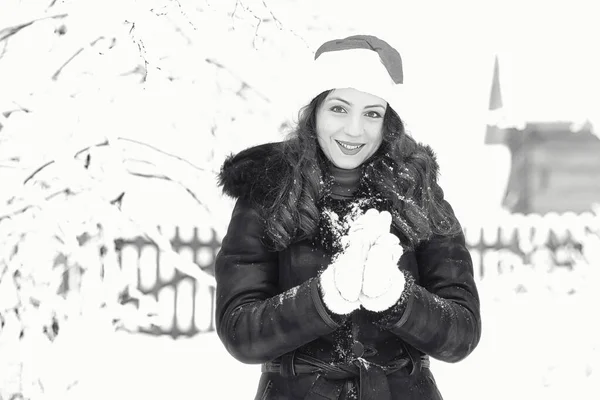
[332,158,363,170]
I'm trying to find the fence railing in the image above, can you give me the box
[114,225,220,338]
[117,213,599,337]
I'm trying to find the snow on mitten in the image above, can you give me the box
[348,209,391,246]
[359,232,406,312]
[320,229,370,315]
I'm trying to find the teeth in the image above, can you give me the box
[338,142,362,150]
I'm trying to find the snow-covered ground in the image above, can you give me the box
[68,269,598,400]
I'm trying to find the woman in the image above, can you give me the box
[215,35,481,400]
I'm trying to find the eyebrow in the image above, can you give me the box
[328,97,386,110]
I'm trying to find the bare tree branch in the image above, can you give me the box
[261,0,283,29]
[228,0,310,50]
[126,162,213,214]
[260,0,311,50]
[23,160,55,185]
[205,57,271,103]
[118,137,210,173]
[150,2,196,45]
[0,13,68,43]
[20,135,214,207]
[230,0,262,48]
[231,0,241,29]
[127,22,148,82]
[0,21,34,42]
[0,38,8,60]
[0,187,71,221]
[11,136,218,229]
[51,47,84,80]
[73,140,110,159]
[170,0,198,31]
[51,36,105,81]
[16,145,108,196]
[0,112,9,128]
[128,171,167,180]
[252,14,262,48]
[122,158,154,167]
[5,102,31,114]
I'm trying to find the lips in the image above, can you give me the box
[335,140,365,155]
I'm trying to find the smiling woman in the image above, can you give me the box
[215,35,481,400]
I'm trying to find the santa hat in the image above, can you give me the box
[297,35,404,115]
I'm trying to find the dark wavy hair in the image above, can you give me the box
[262,90,461,251]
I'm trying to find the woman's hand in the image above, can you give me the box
[346,208,390,247]
[349,208,407,312]
[319,208,381,315]
[319,231,369,314]
[320,208,405,314]
[359,232,406,312]
[336,230,371,303]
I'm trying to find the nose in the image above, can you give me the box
[344,116,363,138]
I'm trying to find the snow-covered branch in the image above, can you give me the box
[0,13,68,42]
[0,0,307,396]
[205,57,271,103]
[51,36,106,81]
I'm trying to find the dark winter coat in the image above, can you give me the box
[215,142,481,400]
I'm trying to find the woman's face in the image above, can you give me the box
[316,88,387,170]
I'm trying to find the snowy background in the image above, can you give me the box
[1,0,599,399]
[57,273,600,400]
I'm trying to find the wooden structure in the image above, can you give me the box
[485,56,600,214]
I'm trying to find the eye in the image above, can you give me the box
[365,110,382,119]
[330,105,347,114]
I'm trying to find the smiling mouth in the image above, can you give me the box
[335,140,365,151]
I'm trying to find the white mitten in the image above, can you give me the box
[319,227,370,315]
[359,232,406,312]
[348,209,391,246]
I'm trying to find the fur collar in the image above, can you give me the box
[218,141,290,204]
[218,140,441,204]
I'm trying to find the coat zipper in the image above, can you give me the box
[260,380,273,400]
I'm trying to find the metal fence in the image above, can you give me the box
[118,213,598,337]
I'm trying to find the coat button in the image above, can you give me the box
[352,341,365,358]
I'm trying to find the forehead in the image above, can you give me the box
[324,88,387,106]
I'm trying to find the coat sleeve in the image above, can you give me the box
[377,204,482,363]
[215,198,343,364]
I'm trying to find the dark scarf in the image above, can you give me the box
[329,164,361,200]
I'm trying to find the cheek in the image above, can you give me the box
[315,121,330,152]
[367,125,384,145]
[315,120,325,140]
[316,116,336,141]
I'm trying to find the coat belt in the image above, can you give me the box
[261,352,430,400]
